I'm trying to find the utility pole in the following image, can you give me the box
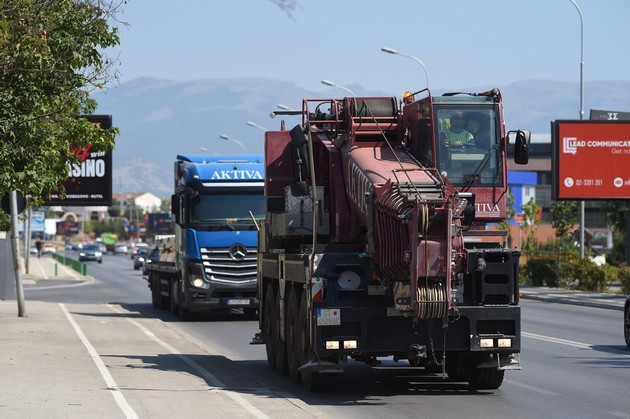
[10,191,25,317]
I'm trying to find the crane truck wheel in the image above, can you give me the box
[273,286,288,374]
[263,282,276,368]
[466,366,505,390]
[286,286,302,384]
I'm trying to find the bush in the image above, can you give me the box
[558,258,607,292]
[618,265,630,294]
[524,258,560,287]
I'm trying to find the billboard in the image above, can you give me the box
[44,115,113,206]
[589,109,630,121]
[552,120,630,200]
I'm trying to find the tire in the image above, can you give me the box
[150,274,160,308]
[445,356,466,382]
[151,273,165,309]
[178,289,191,321]
[624,305,630,349]
[170,280,179,316]
[243,308,258,320]
[466,366,505,390]
[273,286,288,374]
[263,282,276,368]
[286,286,301,383]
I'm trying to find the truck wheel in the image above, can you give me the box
[263,283,276,368]
[243,308,258,319]
[286,286,301,383]
[170,280,178,316]
[466,367,505,390]
[625,305,630,349]
[273,286,288,374]
[178,301,191,320]
[150,274,160,308]
[445,356,466,382]
[151,274,165,309]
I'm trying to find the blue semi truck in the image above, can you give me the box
[145,154,265,320]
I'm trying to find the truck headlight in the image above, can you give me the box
[191,274,209,289]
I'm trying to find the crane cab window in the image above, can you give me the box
[435,108,503,187]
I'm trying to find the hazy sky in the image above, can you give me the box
[112,0,628,96]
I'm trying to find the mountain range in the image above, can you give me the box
[93,78,630,198]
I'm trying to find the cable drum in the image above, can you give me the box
[352,98,398,118]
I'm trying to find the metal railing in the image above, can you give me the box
[51,252,87,276]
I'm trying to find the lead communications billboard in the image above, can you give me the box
[552,120,630,200]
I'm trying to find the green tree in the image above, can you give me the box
[498,189,516,247]
[549,200,578,253]
[521,198,541,254]
[0,0,122,230]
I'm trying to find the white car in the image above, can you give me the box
[114,244,128,255]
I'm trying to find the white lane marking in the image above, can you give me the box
[60,303,139,419]
[523,331,630,356]
[608,412,630,419]
[107,304,270,419]
[522,332,591,349]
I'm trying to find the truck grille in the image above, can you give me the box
[200,246,257,284]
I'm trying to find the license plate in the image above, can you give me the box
[316,308,341,326]
[227,299,249,305]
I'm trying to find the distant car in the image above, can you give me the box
[142,248,160,276]
[625,296,630,349]
[41,243,56,254]
[29,245,38,255]
[79,244,103,263]
[130,242,150,259]
[133,249,148,270]
[114,244,128,255]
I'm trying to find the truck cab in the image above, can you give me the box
[169,154,265,317]
[404,88,530,225]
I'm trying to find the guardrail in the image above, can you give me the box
[51,252,87,276]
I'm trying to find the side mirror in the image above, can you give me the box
[170,193,180,224]
[509,129,530,165]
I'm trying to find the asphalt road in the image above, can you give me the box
[24,252,630,419]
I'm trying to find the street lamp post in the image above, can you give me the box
[219,134,245,152]
[321,79,356,97]
[381,47,430,90]
[246,121,269,131]
[569,0,586,258]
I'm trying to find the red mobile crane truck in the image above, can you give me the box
[256,88,530,391]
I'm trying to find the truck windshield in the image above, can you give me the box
[435,106,503,187]
[190,190,265,225]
